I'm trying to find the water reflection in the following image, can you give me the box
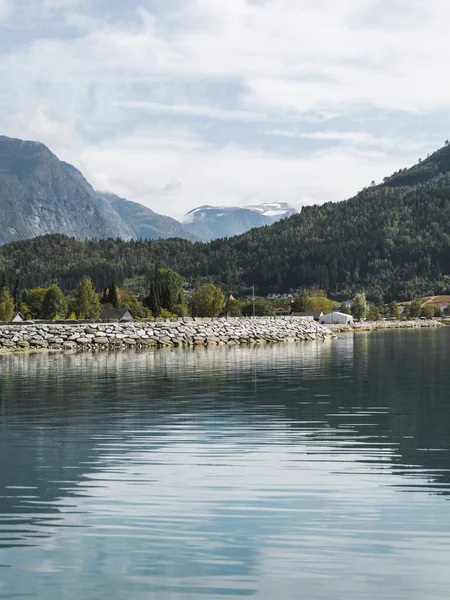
[0,330,450,599]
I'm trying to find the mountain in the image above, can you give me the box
[0,136,135,243]
[104,193,198,242]
[2,141,450,301]
[0,135,195,244]
[184,202,295,240]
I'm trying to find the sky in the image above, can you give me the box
[1,0,450,220]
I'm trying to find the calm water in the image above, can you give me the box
[1,329,450,599]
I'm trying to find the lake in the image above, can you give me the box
[1,328,450,599]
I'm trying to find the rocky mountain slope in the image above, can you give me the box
[0,136,195,244]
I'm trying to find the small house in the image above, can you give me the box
[12,312,25,323]
[292,311,324,321]
[320,312,353,325]
[275,304,292,316]
[99,308,134,322]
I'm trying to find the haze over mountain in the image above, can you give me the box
[2,141,450,302]
[183,203,295,240]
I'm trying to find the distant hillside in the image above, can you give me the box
[103,193,198,242]
[184,203,295,240]
[2,141,450,301]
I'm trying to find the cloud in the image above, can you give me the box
[53,126,417,221]
[1,0,449,220]
[120,100,266,122]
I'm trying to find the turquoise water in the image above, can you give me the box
[1,329,450,599]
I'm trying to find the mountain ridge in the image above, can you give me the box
[2,138,450,302]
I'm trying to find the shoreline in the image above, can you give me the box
[326,319,443,333]
[0,317,334,356]
[0,317,443,357]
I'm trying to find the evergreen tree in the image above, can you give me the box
[0,275,14,322]
[144,282,161,316]
[107,282,120,309]
[144,269,184,316]
[100,287,109,304]
[13,279,20,312]
[41,285,67,320]
[73,276,101,319]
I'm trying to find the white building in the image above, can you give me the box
[320,312,354,325]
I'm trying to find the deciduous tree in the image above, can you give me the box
[191,284,225,317]
[41,284,67,320]
[73,276,101,319]
[0,275,14,322]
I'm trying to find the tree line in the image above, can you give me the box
[2,269,447,323]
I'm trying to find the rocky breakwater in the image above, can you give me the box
[0,317,334,354]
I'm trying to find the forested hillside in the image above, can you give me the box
[2,143,450,302]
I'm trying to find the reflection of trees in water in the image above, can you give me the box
[1,330,450,537]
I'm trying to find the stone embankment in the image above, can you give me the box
[326,319,442,333]
[0,317,334,354]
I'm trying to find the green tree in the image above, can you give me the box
[351,293,367,320]
[242,298,276,317]
[225,298,243,317]
[107,282,120,309]
[338,303,351,315]
[144,269,184,316]
[172,303,189,317]
[434,306,442,317]
[144,282,161,316]
[41,284,67,320]
[13,279,20,312]
[118,288,145,317]
[73,276,101,319]
[22,287,48,319]
[409,298,423,318]
[389,301,400,319]
[292,290,309,312]
[191,284,225,317]
[420,304,434,319]
[367,306,380,321]
[0,275,14,322]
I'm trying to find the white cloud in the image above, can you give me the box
[1,0,450,220]
[50,127,417,220]
[120,100,266,122]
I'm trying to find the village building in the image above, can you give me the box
[275,304,292,316]
[11,312,25,323]
[320,312,354,325]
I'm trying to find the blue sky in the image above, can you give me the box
[1,0,449,219]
